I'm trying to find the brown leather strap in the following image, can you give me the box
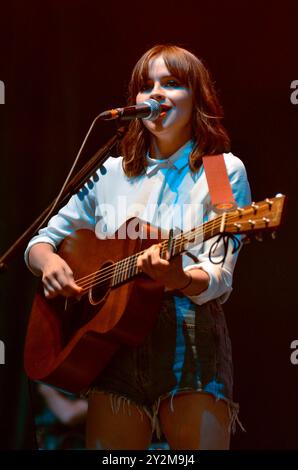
[202,154,236,213]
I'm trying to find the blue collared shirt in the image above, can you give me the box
[25,141,251,305]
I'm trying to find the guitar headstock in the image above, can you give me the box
[224,194,286,235]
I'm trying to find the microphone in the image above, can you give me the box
[98,98,169,121]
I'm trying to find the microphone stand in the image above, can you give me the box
[0,116,127,271]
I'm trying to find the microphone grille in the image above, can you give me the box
[143,99,161,121]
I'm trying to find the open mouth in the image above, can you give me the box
[160,104,171,112]
[159,104,172,118]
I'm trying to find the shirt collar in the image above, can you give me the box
[145,140,194,177]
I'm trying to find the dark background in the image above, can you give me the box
[0,0,297,449]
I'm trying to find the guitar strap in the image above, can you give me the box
[202,154,236,213]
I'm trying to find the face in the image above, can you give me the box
[136,56,193,143]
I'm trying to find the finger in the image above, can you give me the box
[138,248,154,269]
[146,244,161,264]
[137,252,154,277]
[43,275,63,293]
[43,284,58,299]
[152,244,169,266]
[145,245,167,269]
[63,281,83,296]
[137,253,145,270]
[54,271,82,295]
[155,258,169,267]
[43,274,81,298]
[137,245,166,277]
[44,286,50,298]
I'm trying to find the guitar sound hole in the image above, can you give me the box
[89,261,112,305]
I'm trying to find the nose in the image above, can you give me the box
[150,81,165,102]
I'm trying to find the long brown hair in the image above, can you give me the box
[121,44,230,177]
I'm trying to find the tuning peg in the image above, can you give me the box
[251,202,259,214]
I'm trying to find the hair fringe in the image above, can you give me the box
[120,45,230,177]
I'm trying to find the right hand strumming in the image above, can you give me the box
[41,253,83,299]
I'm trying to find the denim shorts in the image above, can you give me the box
[88,292,241,436]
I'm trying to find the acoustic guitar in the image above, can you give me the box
[24,195,286,393]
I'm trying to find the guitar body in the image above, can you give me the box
[24,219,165,393]
[24,195,286,394]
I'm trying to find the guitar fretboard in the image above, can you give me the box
[74,195,285,293]
[109,217,222,287]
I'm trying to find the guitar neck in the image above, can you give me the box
[111,194,285,286]
[111,215,224,287]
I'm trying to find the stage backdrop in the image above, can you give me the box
[0,0,297,449]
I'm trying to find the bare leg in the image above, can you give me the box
[159,392,231,450]
[86,392,153,450]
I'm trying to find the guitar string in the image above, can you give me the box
[75,208,271,291]
[75,223,264,294]
[74,214,235,290]
[76,225,270,295]
[75,209,270,292]
[73,208,254,289]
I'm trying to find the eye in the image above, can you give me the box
[163,79,181,88]
[139,82,152,92]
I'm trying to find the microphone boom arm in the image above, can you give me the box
[0,119,127,271]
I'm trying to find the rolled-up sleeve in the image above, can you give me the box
[185,155,251,305]
[24,185,96,275]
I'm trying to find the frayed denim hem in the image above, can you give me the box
[86,387,245,439]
